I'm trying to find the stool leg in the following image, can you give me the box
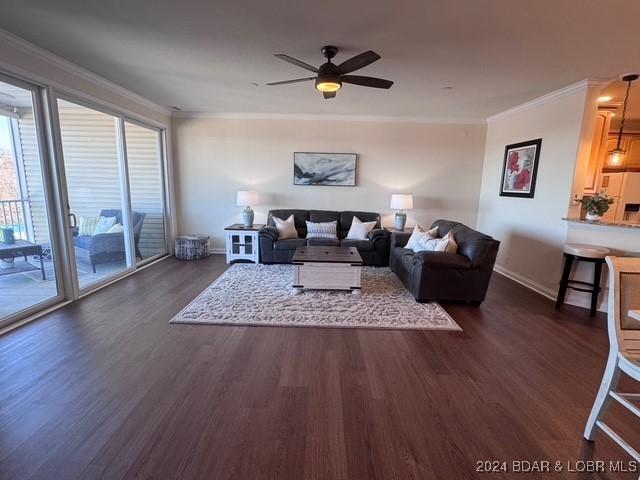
[590,260,603,317]
[556,253,574,309]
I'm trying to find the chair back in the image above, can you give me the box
[605,256,640,359]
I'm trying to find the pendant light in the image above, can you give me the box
[609,74,639,166]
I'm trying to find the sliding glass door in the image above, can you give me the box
[0,75,63,327]
[124,121,167,263]
[56,98,134,290]
[0,69,169,330]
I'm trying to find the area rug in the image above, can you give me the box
[171,264,461,331]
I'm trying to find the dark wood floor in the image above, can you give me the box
[1,255,639,479]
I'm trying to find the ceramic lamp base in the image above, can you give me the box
[394,211,407,231]
[242,206,254,227]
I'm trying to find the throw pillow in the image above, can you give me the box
[93,216,117,235]
[78,216,99,236]
[405,224,438,250]
[273,214,298,239]
[346,216,376,240]
[105,223,125,234]
[306,220,338,239]
[413,231,458,254]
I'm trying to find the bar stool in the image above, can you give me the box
[555,243,610,316]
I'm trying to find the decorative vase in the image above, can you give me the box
[585,212,601,222]
[242,206,254,227]
[394,211,407,231]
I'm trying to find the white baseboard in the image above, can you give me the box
[492,265,607,312]
[493,265,556,300]
[210,248,225,255]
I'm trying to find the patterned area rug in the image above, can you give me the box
[171,264,461,331]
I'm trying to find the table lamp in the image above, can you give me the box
[236,190,259,227]
[390,194,413,231]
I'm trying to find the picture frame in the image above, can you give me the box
[499,138,542,198]
[293,152,358,186]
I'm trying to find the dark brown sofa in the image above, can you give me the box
[390,219,500,304]
[259,209,391,266]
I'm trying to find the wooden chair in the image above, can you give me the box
[584,256,640,459]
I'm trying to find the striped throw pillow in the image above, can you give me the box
[305,220,338,239]
[78,216,100,236]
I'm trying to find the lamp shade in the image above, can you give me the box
[390,194,413,210]
[236,190,259,206]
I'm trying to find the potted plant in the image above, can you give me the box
[581,193,614,221]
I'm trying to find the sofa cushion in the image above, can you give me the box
[305,220,338,239]
[273,215,299,239]
[268,209,309,237]
[413,231,457,254]
[339,211,380,237]
[273,238,306,250]
[346,216,376,240]
[413,251,473,269]
[93,216,117,235]
[405,224,438,250]
[307,237,340,247]
[341,239,374,251]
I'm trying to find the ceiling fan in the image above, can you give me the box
[267,45,393,99]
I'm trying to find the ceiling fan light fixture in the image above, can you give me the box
[315,77,341,92]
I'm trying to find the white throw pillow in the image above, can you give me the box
[273,214,298,239]
[346,216,376,240]
[413,231,458,254]
[105,223,125,234]
[405,224,438,250]
[93,216,117,235]
[306,220,338,239]
[78,216,99,236]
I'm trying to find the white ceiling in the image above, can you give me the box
[1,0,639,118]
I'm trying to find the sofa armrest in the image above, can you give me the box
[259,226,279,242]
[412,251,473,270]
[368,228,390,243]
[391,231,411,248]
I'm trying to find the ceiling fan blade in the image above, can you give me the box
[323,91,336,99]
[266,77,315,86]
[341,75,393,89]
[274,54,319,73]
[336,50,381,74]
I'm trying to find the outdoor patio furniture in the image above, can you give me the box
[73,209,145,272]
[0,240,46,280]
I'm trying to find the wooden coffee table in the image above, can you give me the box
[291,246,363,294]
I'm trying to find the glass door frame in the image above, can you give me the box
[122,117,171,266]
[0,72,67,330]
[49,91,171,297]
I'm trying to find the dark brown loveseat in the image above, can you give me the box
[390,219,499,304]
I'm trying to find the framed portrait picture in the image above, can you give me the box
[293,152,357,186]
[499,139,542,198]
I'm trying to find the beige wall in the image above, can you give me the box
[173,117,487,250]
[476,85,591,297]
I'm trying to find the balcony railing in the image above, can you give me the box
[0,199,29,241]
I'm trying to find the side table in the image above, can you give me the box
[224,224,264,264]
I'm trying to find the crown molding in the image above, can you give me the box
[172,111,487,125]
[486,79,610,123]
[0,28,170,117]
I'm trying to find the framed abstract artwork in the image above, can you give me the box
[293,152,357,186]
[499,139,542,198]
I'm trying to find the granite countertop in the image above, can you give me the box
[562,217,640,229]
